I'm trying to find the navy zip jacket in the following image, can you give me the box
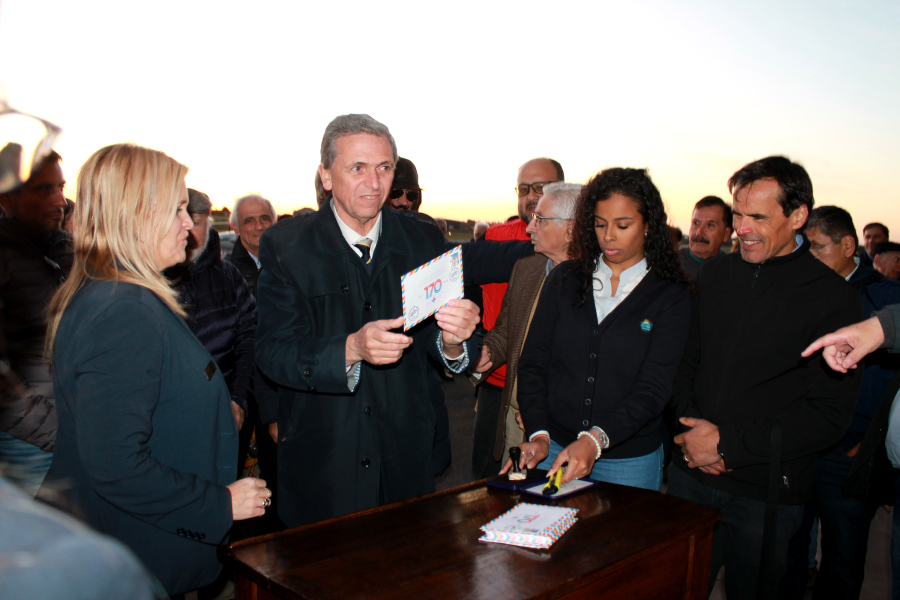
[671,239,863,503]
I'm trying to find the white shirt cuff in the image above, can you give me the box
[346,362,361,392]
[437,332,469,373]
[529,430,550,442]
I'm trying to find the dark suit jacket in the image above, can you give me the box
[480,254,550,461]
[518,263,691,458]
[255,206,475,527]
[40,280,237,596]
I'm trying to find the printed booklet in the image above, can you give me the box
[479,503,578,549]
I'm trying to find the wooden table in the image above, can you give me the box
[221,479,720,600]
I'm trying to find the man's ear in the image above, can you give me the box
[841,234,857,259]
[318,164,333,191]
[791,204,810,231]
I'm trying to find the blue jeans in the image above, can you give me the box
[667,466,805,600]
[537,438,663,491]
[0,431,52,497]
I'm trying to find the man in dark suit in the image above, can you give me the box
[254,114,480,527]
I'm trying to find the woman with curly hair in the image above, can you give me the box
[502,167,691,491]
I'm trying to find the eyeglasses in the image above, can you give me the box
[531,213,571,225]
[809,242,835,254]
[0,101,63,194]
[515,181,554,197]
[390,189,421,203]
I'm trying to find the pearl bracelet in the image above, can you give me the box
[577,430,603,461]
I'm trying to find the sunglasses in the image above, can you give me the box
[390,189,421,203]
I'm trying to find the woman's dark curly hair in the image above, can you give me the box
[570,167,687,306]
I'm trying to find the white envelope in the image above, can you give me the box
[400,245,464,331]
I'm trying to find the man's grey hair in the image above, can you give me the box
[320,114,398,169]
[230,193,277,227]
[187,188,212,215]
[541,182,582,221]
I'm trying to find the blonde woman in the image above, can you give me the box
[39,144,269,596]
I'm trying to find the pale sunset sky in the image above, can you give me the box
[1,0,897,237]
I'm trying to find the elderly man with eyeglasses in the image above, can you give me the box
[472,157,564,479]
[474,182,581,471]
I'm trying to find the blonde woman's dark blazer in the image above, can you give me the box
[40,280,237,596]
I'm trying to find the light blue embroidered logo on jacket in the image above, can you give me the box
[640,319,652,332]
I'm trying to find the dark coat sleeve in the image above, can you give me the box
[480,260,521,375]
[69,299,233,540]
[255,233,353,393]
[457,240,535,287]
[0,360,57,451]
[0,296,57,451]
[875,304,900,352]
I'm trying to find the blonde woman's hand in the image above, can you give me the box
[228,477,269,521]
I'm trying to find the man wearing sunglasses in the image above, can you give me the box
[473,157,564,479]
[388,157,422,212]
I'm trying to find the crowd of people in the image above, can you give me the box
[2,112,900,600]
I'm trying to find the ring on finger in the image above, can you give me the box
[264,487,272,499]
[263,497,271,508]
[683,454,690,463]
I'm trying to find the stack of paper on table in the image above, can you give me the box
[479,503,578,549]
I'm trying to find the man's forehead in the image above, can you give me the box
[517,159,558,183]
[24,160,64,187]
[805,227,827,241]
[693,205,726,222]
[239,199,272,219]
[333,133,394,165]
[536,195,557,213]
[734,179,782,211]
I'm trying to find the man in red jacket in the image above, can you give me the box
[472,157,564,479]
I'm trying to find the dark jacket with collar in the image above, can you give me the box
[842,263,900,447]
[518,262,692,459]
[255,206,476,527]
[0,218,73,450]
[227,236,260,298]
[165,230,257,413]
[40,280,237,595]
[671,239,864,503]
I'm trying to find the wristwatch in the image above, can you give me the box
[717,442,725,460]
[591,426,610,450]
